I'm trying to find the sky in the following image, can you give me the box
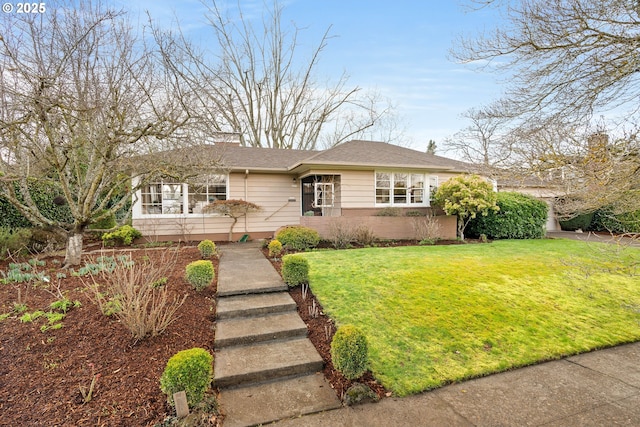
[117,0,505,154]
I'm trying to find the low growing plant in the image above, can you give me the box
[281,254,309,287]
[331,324,369,380]
[197,240,216,259]
[185,260,214,291]
[160,348,213,408]
[102,225,142,246]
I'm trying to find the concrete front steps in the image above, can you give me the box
[214,265,341,427]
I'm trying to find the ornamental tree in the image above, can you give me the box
[433,174,499,240]
[203,199,261,241]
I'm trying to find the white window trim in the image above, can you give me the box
[132,175,229,219]
[313,182,335,208]
[375,171,435,207]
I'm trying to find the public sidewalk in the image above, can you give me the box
[272,341,640,426]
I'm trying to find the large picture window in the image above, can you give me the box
[139,174,228,215]
[375,172,434,206]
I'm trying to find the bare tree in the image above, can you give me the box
[0,1,202,266]
[452,0,640,216]
[453,0,640,125]
[155,0,393,150]
[444,107,512,171]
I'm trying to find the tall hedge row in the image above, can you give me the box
[467,192,548,239]
[0,180,74,228]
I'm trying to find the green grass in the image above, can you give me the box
[301,239,640,396]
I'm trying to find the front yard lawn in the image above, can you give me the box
[301,239,640,396]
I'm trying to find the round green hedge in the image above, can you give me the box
[331,325,369,380]
[160,348,213,408]
[185,260,214,291]
[281,254,309,286]
[467,192,548,239]
[197,240,216,259]
[275,225,320,251]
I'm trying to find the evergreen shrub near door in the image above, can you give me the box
[160,348,213,408]
[275,225,320,251]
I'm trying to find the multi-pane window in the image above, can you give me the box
[140,180,183,214]
[188,175,227,213]
[375,172,391,203]
[314,182,334,208]
[375,172,435,206]
[140,174,227,215]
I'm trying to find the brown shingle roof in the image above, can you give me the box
[160,140,469,173]
[291,140,469,171]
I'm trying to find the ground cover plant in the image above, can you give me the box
[299,239,640,396]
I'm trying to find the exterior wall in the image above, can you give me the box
[300,215,457,240]
[133,173,301,241]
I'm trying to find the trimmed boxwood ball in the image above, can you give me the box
[281,254,309,286]
[268,239,283,258]
[197,239,216,259]
[275,225,320,251]
[185,260,214,291]
[331,324,369,380]
[160,347,213,408]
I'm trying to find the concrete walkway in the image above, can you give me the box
[217,241,640,427]
[214,242,341,427]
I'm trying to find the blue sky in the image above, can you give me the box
[119,0,504,153]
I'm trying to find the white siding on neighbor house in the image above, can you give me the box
[132,173,301,239]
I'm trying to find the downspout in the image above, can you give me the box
[244,169,249,233]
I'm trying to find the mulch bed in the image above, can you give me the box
[0,238,478,426]
[0,243,220,427]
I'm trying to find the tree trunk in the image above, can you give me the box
[457,218,464,240]
[63,233,84,267]
[228,217,238,242]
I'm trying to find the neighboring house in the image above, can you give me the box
[131,139,470,242]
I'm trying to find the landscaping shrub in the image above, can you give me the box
[86,253,186,340]
[411,215,441,243]
[185,260,214,291]
[0,227,31,258]
[197,240,216,259]
[281,254,309,286]
[275,225,320,251]
[467,192,548,239]
[353,225,376,246]
[160,348,213,408]
[591,207,640,233]
[0,180,73,229]
[327,219,355,249]
[559,212,594,231]
[102,225,142,246]
[331,324,369,380]
[268,239,283,258]
[375,207,402,216]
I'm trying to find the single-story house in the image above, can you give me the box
[131,139,472,242]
